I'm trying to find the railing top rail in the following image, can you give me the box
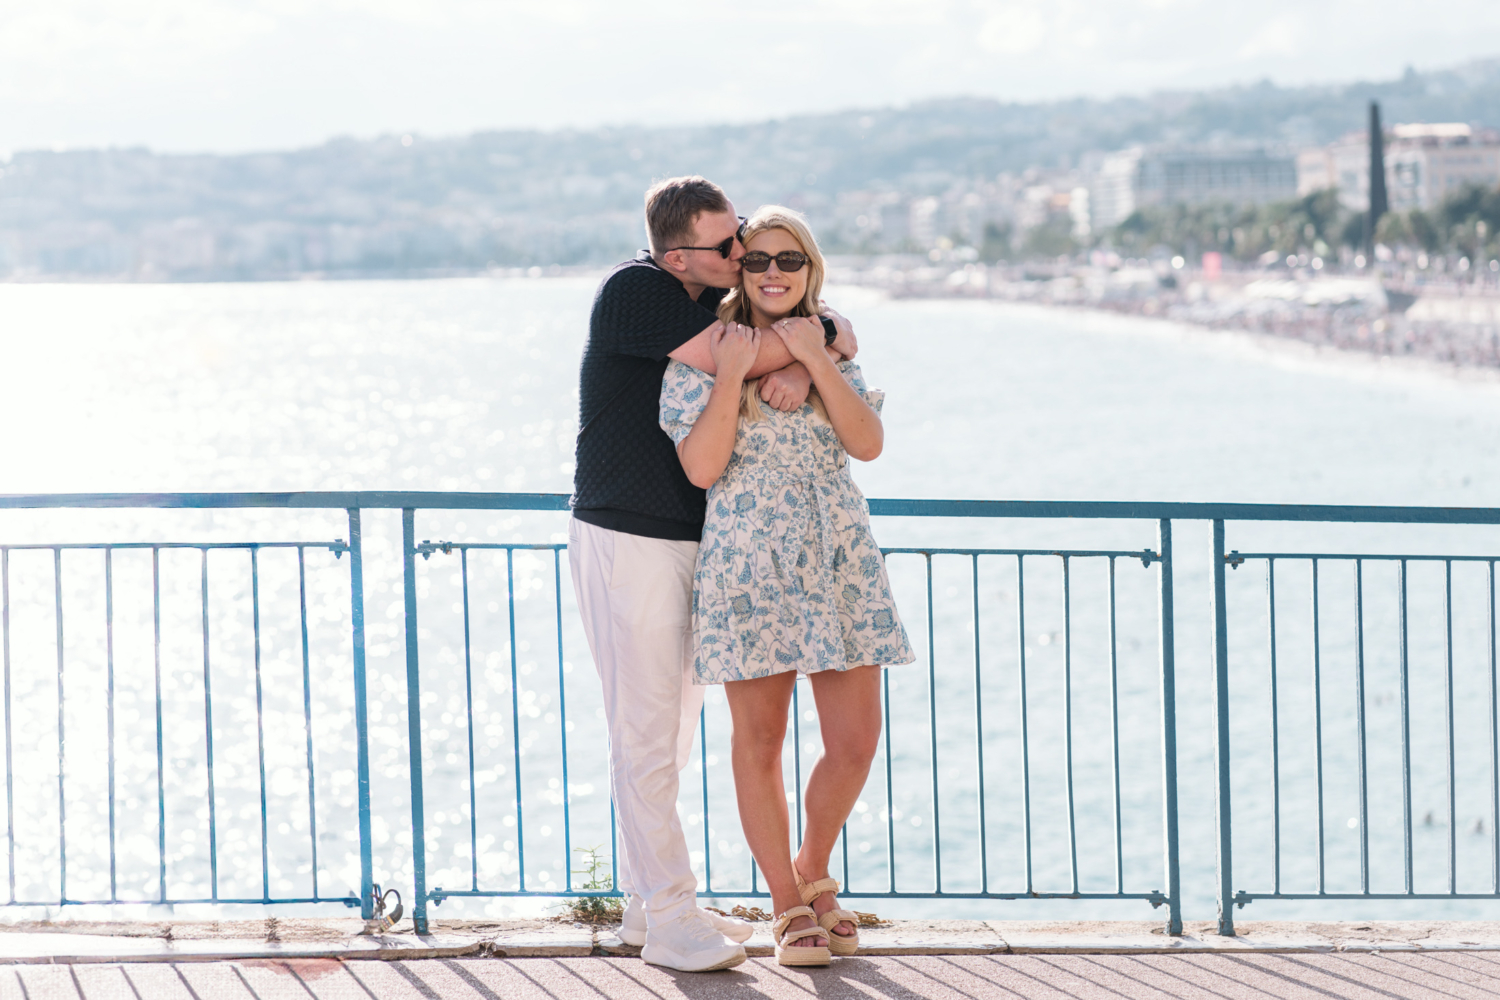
[1,492,1499,524]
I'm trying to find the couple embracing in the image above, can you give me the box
[568,176,914,972]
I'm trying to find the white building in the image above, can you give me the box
[1296,123,1500,212]
[1090,146,1297,229]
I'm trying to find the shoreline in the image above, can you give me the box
[7,268,1496,390]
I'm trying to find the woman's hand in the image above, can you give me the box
[711,321,760,383]
[769,316,826,364]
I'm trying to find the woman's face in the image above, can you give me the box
[741,228,808,320]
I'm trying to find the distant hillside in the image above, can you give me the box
[3,58,1499,277]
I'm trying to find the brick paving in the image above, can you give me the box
[5,953,1499,1000]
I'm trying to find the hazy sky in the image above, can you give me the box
[4,0,1499,155]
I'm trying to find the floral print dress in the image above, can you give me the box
[660,359,915,685]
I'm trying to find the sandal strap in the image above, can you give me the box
[796,876,841,906]
[779,922,829,947]
[818,908,859,932]
[771,905,819,942]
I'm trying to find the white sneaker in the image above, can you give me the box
[641,910,747,972]
[619,895,648,947]
[702,907,754,944]
[620,895,753,947]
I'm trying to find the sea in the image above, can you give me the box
[3,276,1500,925]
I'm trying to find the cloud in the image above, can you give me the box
[978,4,1049,56]
[1238,13,1307,60]
[1,0,1499,152]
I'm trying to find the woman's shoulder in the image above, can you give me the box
[664,358,712,386]
[661,359,713,413]
[665,358,710,376]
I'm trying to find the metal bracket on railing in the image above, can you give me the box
[1233,890,1253,909]
[1145,889,1170,909]
[360,884,405,934]
[415,539,456,559]
[1139,549,1159,567]
[429,887,446,907]
[1225,550,1245,569]
[329,538,349,559]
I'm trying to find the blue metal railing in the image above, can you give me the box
[0,509,375,916]
[2,492,1499,936]
[1215,537,1500,933]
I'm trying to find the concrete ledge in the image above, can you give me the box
[481,925,594,957]
[990,920,1500,954]
[0,932,482,964]
[0,919,1497,962]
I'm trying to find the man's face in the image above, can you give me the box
[669,208,744,290]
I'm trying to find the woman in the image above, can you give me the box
[659,206,914,966]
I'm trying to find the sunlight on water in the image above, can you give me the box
[4,277,1500,924]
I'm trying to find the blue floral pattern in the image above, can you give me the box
[661,359,916,684]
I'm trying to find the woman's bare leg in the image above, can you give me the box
[796,665,883,937]
[724,672,826,948]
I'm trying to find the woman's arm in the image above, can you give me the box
[770,317,883,462]
[675,322,761,488]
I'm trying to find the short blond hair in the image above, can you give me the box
[644,176,731,257]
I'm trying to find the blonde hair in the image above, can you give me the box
[717,206,830,421]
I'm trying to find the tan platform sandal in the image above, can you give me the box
[772,905,832,966]
[795,863,859,956]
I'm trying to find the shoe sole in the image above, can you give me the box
[641,947,747,972]
[776,945,832,967]
[616,928,647,947]
[827,931,858,956]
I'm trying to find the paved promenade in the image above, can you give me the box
[1,920,1499,998]
[5,953,1499,999]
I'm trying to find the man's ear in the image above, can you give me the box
[659,249,688,274]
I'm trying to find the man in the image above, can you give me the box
[568,176,854,972]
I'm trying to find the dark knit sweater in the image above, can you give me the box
[571,251,726,540]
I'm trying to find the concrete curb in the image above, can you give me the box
[0,920,1498,963]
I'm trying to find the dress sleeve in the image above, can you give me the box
[837,361,885,414]
[659,361,715,445]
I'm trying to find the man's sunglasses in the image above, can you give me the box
[665,216,748,259]
[740,251,808,273]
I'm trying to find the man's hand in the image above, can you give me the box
[758,363,812,412]
[820,302,858,360]
[709,321,759,382]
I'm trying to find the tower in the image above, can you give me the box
[1364,101,1388,256]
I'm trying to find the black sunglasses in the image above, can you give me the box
[665,216,748,259]
[740,251,808,273]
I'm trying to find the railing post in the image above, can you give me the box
[1156,519,1183,935]
[402,508,430,934]
[1211,519,1235,936]
[347,509,375,920]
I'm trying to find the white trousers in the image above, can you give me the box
[567,517,704,928]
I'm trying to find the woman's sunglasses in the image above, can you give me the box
[740,251,808,273]
[666,216,748,259]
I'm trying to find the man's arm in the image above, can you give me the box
[669,322,797,378]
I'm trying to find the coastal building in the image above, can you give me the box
[1296,123,1500,212]
[1090,146,1298,230]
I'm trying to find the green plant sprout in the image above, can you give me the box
[567,845,624,924]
